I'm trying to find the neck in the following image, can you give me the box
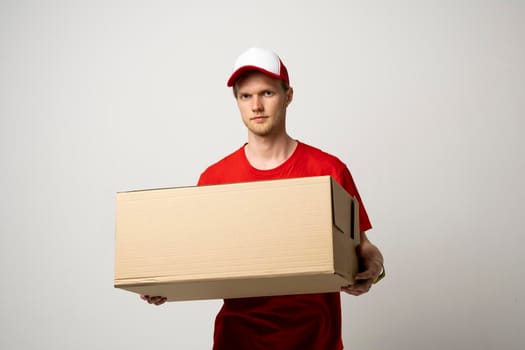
[244,133,298,170]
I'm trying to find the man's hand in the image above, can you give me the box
[342,232,384,296]
[140,295,167,306]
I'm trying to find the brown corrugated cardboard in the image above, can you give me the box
[114,176,360,301]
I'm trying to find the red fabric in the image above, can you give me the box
[198,141,372,350]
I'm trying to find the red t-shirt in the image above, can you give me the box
[198,141,372,350]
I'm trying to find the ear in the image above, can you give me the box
[286,87,294,106]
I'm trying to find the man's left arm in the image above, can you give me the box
[342,231,384,296]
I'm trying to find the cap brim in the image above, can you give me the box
[227,66,284,87]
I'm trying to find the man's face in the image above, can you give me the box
[234,71,293,138]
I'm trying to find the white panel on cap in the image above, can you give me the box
[234,48,281,75]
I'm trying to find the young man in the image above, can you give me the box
[142,47,384,349]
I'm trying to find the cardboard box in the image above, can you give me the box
[114,176,360,301]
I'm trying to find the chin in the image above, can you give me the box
[249,127,273,137]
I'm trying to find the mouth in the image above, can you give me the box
[250,116,268,122]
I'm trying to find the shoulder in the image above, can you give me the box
[297,141,348,173]
[198,145,246,185]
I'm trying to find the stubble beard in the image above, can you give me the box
[245,121,274,137]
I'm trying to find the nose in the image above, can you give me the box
[251,95,263,112]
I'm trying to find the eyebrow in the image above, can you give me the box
[238,87,275,95]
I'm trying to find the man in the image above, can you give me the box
[142,47,384,349]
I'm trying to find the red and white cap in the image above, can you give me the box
[227,47,290,87]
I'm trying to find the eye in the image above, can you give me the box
[263,90,274,97]
[239,94,250,100]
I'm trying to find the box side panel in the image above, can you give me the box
[115,176,336,286]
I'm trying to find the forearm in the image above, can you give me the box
[359,231,384,266]
[341,231,385,295]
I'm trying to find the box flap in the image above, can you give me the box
[331,178,350,237]
[330,177,360,283]
[330,178,360,245]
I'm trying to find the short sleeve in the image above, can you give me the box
[334,166,372,233]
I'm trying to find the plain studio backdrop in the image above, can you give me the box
[1,1,523,349]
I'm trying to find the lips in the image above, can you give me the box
[251,116,268,122]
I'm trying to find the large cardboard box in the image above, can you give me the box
[114,176,360,301]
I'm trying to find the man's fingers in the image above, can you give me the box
[149,296,167,305]
[154,297,167,305]
[140,295,167,305]
[354,271,375,281]
[342,280,373,296]
[355,263,383,281]
[150,296,161,304]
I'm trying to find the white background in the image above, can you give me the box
[1,1,524,349]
